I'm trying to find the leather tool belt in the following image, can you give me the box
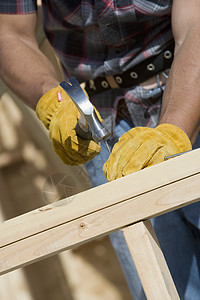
[85,41,174,97]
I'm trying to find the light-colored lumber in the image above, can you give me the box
[0,148,200,248]
[0,148,199,275]
[122,221,180,299]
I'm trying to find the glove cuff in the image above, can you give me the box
[155,124,192,153]
[36,85,65,129]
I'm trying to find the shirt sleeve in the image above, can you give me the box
[0,0,37,14]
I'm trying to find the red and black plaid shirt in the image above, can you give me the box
[0,0,173,133]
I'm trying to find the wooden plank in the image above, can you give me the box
[0,148,200,249]
[122,221,180,300]
[0,150,199,275]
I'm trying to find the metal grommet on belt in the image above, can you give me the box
[101,80,109,88]
[130,71,138,79]
[147,63,155,71]
[164,50,172,59]
[115,76,123,84]
[89,80,96,91]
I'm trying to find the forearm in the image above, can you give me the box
[0,34,59,109]
[159,29,200,145]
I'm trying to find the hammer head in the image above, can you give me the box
[60,78,110,142]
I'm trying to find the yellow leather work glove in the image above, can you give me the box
[103,124,192,181]
[36,85,101,165]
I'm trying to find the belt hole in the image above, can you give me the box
[130,72,138,79]
[101,81,109,88]
[164,50,172,59]
[115,76,123,84]
[147,63,155,71]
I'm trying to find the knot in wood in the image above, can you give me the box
[79,222,87,229]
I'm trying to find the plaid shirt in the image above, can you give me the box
[0,0,174,135]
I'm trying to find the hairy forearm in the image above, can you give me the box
[0,34,59,109]
[159,26,200,144]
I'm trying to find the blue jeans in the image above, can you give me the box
[85,119,200,299]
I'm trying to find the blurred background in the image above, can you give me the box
[0,3,132,300]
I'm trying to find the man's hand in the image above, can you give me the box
[36,85,101,165]
[103,124,192,181]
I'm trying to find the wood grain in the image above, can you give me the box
[122,221,180,299]
[0,148,199,275]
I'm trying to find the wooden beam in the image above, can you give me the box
[122,221,180,299]
[0,148,200,275]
